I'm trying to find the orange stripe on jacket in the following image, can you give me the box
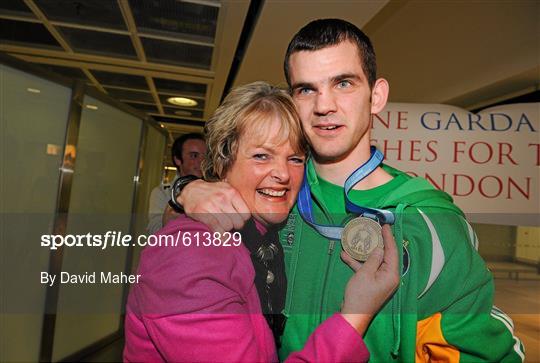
[416,312,460,363]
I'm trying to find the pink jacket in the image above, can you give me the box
[124,215,369,362]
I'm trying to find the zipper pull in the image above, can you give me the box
[327,240,335,255]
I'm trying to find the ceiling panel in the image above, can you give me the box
[0,0,34,17]
[162,107,204,119]
[58,27,137,58]
[154,77,206,96]
[35,0,126,30]
[106,88,154,103]
[124,102,158,114]
[0,18,61,48]
[130,0,218,41]
[91,69,147,89]
[162,109,192,118]
[142,37,213,69]
[37,63,88,81]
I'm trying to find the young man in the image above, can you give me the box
[146,133,206,234]
[176,19,524,362]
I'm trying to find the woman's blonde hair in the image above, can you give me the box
[202,81,308,181]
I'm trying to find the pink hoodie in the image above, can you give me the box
[124,215,369,362]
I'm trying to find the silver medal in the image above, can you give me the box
[341,217,383,261]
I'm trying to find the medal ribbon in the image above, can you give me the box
[297,146,395,241]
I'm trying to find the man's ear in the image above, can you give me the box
[173,156,183,170]
[370,78,389,114]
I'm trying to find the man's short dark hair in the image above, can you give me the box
[171,133,204,168]
[284,18,377,89]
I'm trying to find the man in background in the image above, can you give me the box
[146,133,206,234]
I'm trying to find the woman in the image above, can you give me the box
[124,82,398,362]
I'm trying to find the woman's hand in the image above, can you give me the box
[178,179,251,233]
[340,224,400,335]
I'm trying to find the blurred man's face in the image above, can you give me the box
[178,139,206,177]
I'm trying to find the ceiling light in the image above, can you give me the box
[27,88,41,93]
[85,104,98,110]
[174,110,192,116]
[167,97,198,107]
[165,166,177,171]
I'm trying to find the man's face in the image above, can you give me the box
[178,139,206,177]
[288,40,374,163]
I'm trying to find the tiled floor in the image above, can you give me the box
[494,278,540,363]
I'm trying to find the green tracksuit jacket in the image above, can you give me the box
[278,160,524,362]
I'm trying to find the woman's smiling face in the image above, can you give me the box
[225,116,306,227]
